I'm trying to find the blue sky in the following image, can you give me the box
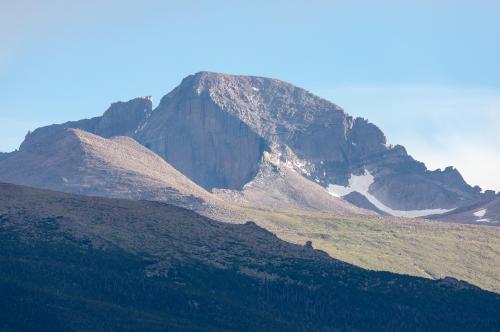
[1,0,499,190]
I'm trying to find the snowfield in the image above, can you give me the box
[473,209,487,218]
[328,170,454,218]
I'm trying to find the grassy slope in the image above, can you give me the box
[1,181,498,294]
[240,207,500,293]
[1,185,499,331]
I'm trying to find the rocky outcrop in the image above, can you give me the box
[93,96,153,138]
[20,96,153,151]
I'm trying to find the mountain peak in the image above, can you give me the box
[6,71,490,217]
[177,71,314,99]
[107,96,153,112]
[137,72,487,213]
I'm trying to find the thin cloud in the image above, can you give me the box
[408,135,500,192]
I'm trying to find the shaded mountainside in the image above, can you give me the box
[0,183,499,331]
[0,127,215,212]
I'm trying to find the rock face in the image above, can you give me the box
[5,71,490,217]
[135,76,267,190]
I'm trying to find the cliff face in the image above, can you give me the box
[135,72,386,191]
[136,79,266,190]
[94,97,153,138]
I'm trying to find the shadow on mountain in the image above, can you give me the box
[0,183,498,331]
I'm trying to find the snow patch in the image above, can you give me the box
[327,170,454,218]
[289,159,312,176]
[251,87,260,92]
[474,209,494,223]
[473,209,487,218]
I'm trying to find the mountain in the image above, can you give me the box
[0,96,365,216]
[7,72,491,218]
[2,122,500,292]
[1,182,499,331]
[132,72,492,217]
[0,127,215,213]
[1,127,499,292]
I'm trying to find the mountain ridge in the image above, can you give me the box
[1,71,494,218]
[0,125,366,217]
[1,182,499,331]
[0,127,215,213]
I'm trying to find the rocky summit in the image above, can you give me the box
[139,72,491,217]
[0,71,495,220]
